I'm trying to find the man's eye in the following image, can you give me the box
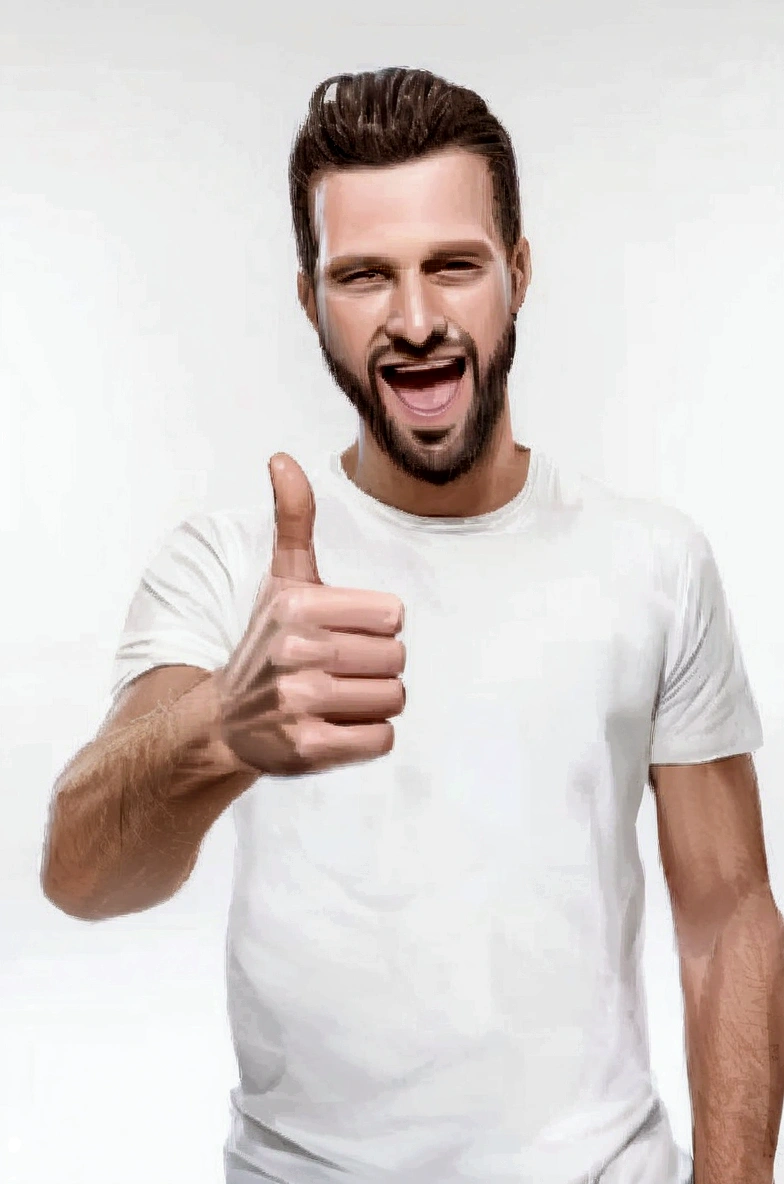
[339,262,478,284]
[343,270,383,283]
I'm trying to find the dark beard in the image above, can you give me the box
[316,317,517,488]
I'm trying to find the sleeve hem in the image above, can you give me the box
[649,727,764,766]
[108,647,226,703]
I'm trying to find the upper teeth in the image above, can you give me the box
[388,359,457,373]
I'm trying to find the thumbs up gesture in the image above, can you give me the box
[218,454,406,775]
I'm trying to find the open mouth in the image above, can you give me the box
[379,356,466,417]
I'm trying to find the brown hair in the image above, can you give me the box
[289,67,522,283]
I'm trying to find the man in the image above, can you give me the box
[41,68,783,1184]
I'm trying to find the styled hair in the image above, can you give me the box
[289,67,522,283]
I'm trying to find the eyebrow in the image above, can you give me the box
[324,240,495,280]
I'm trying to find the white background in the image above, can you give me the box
[2,0,783,1180]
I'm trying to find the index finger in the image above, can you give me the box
[279,584,405,637]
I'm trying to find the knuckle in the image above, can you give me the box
[275,586,307,623]
[274,672,307,714]
[292,717,322,764]
[272,720,309,771]
[275,631,305,670]
[277,669,330,715]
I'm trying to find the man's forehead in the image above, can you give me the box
[311,150,499,249]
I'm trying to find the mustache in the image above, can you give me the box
[366,331,480,387]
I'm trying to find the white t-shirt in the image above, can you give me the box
[110,446,763,1184]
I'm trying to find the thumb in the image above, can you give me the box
[268,453,322,583]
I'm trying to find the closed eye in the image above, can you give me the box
[338,261,481,284]
[340,270,385,284]
[430,260,485,281]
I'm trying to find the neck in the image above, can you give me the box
[340,405,530,518]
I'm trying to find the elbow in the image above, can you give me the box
[40,866,102,922]
[41,877,143,922]
[39,842,108,922]
[43,892,105,922]
[40,856,184,922]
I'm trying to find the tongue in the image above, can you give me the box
[388,375,461,413]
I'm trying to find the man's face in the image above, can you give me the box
[300,149,529,487]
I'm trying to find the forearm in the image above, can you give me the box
[681,891,784,1184]
[42,673,258,919]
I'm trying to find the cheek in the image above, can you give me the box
[321,298,378,365]
[446,273,509,332]
[451,296,509,365]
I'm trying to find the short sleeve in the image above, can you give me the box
[649,523,764,766]
[107,513,241,706]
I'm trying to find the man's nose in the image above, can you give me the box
[384,273,447,347]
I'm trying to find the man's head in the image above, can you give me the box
[289,68,531,488]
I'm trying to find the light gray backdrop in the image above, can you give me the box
[2,0,783,1181]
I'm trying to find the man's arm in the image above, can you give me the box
[41,665,259,921]
[651,753,784,1184]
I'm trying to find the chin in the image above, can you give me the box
[390,428,491,487]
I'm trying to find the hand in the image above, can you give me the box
[218,453,406,775]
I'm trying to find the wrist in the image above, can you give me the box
[171,668,259,785]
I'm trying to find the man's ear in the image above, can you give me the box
[297,271,319,332]
[509,237,532,315]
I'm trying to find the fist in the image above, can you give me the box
[218,453,406,775]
